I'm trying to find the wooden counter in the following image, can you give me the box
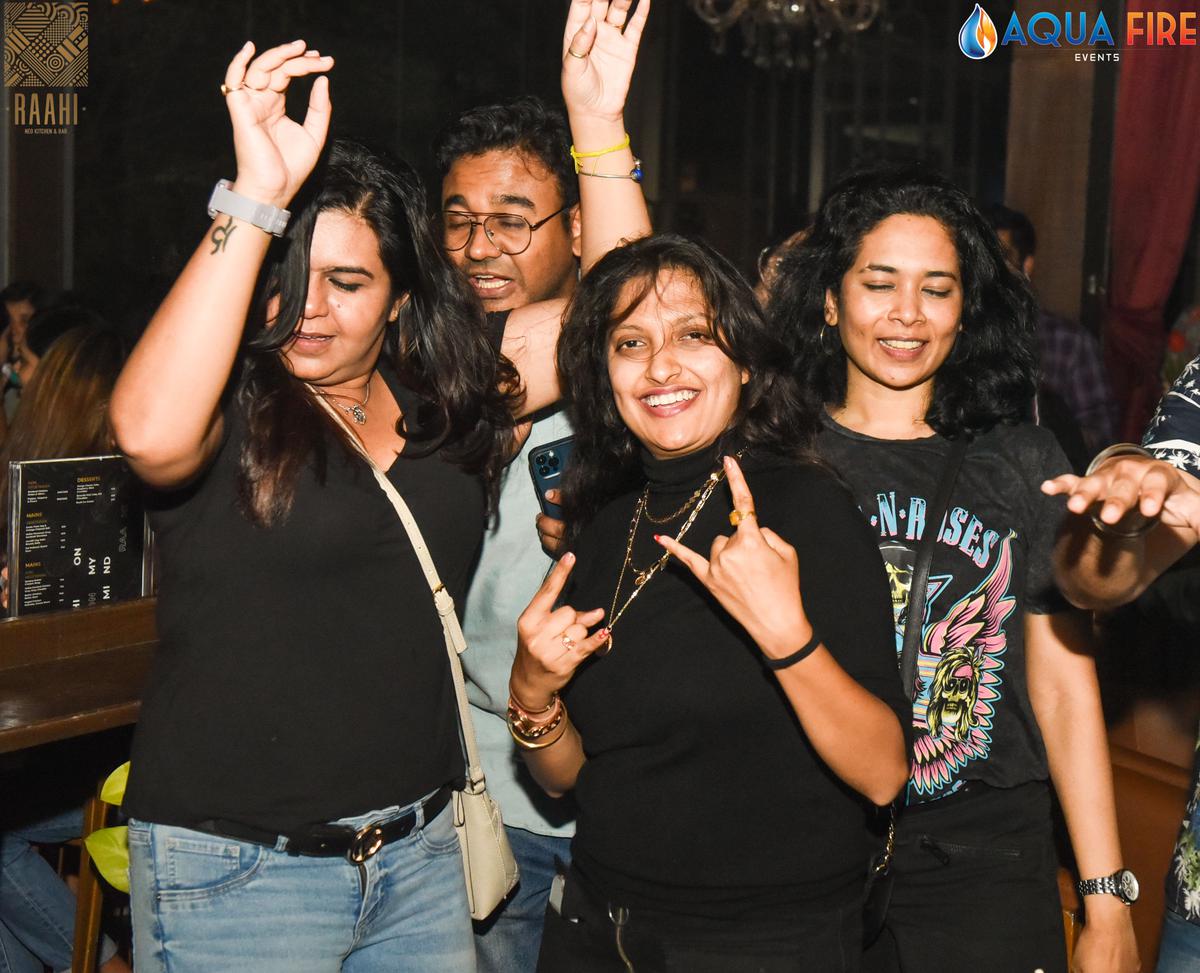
[0,599,157,754]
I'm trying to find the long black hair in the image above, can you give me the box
[557,233,818,544]
[771,164,1037,438]
[236,138,519,525]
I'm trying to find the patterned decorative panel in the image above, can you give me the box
[4,2,88,87]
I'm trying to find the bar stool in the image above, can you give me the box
[71,779,114,973]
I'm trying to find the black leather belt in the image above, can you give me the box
[192,784,453,863]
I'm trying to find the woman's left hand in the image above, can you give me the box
[1072,899,1140,972]
[657,456,813,661]
[561,0,650,122]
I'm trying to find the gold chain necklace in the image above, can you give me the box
[640,482,706,524]
[603,455,734,655]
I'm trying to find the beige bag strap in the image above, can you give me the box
[313,393,487,793]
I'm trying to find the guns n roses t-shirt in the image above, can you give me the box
[818,415,1070,805]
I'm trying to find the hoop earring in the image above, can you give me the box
[819,324,837,353]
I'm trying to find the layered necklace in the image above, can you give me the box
[319,379,372,425]
[603,452,737,655]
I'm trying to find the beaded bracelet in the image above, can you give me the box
[763,632,822,671]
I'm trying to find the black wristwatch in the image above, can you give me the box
[1076,868,1139,905]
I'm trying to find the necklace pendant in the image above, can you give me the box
[634,570,649,587]
[348,405,367,425]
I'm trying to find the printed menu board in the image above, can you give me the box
[6,456,150,617]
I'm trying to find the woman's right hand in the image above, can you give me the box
[222,40,334,209]
[511,552,609,707]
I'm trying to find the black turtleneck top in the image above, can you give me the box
[561,445,908,919]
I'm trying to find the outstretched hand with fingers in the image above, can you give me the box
[561,0,650,121]
[657,456,813,663]
[1041,454,1200,541]
[222,40,334,209]
[511,552,609,708]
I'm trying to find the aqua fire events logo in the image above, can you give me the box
[959,5,1198,62]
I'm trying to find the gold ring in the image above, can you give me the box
[729,509,757,527]
[567,48,587,59]
[560,634,577,650]
[219,83,240,96]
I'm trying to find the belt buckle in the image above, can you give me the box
[347,823,385,864]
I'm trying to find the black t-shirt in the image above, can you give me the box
[125,319,507,834]
[816,415,1070,806]
[562,445,907,919]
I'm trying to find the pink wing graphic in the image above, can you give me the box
[910,532,1017,796]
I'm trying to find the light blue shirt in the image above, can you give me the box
[461,407,575,836]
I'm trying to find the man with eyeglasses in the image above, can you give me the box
[433,95,579,973]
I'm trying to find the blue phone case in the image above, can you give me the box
[528,436,575,520]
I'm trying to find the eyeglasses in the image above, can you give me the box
[442,205,568,256]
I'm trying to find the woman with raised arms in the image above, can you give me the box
[108,2,650,970]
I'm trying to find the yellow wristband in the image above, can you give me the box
[570,134,631,173]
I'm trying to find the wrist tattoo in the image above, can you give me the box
[210,215,237,254]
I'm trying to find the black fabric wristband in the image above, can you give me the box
[763,632,822,671]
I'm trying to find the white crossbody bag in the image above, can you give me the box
[316,396,520,919]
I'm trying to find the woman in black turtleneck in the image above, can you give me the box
[506,234,909,972]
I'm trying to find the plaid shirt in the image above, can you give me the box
[1037,310,1117,454]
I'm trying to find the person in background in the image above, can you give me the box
[434,95,582,972]
[986,204,1117,455]
[0,321,131,973]
[1043,355,1200,972]
[0,281,45,433]
[776,166,1137,973]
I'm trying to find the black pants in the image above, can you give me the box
[536,865,863,973]
[863,781,1067,973]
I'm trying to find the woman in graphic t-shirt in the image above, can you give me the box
[769,165,1138,973]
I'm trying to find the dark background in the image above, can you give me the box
[5,0,1015,338]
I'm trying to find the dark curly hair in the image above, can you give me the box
[770,164,1037,439]
[557,234,819,545]
[433,95,578,220]
[237,138,520,526]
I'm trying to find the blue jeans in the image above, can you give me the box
[0,808,119,973]
[473,827,571,973]
[1156,909,1200,972]
[128,794,475,973]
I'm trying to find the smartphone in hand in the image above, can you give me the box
[528,436,575,520]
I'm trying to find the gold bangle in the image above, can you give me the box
[509,710,570,751]
[508,689,557,716]
[507,698,566,740]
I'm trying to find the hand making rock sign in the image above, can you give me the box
[657,455,819,666]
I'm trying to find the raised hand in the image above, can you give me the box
[562,0,650,121]
[222,40,334,209]
[1042,454,1200,541]
[511,552,609,708]
[657,456,813,662]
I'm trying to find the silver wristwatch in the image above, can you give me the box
[1076,868,1139,905]
[207,179,291,237]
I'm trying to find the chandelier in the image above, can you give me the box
[689,0,885,72]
